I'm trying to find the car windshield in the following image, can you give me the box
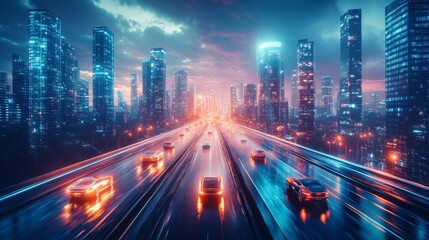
[164,143,171,145]
[74,179,94,187]
[203,178,219,188]
[300,179,324,190]
[257,151,264,154]
[143,151,156,156]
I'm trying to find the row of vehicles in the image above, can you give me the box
[247,141,329,206]
[66,139,178,201]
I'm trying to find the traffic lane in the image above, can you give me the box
[224,129,394,239]
[0,126,200,239]
[243,130,429,239]
[226,127,428,239]
[0,122,200,211]
[156,128,253,239]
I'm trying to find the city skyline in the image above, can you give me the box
[0,0,391,105]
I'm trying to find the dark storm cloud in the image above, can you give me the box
[0,0,390,103]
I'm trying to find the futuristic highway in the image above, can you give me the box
[0,121,428,239]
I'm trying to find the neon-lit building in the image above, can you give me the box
[28,9,62,152]
[297,39,315,146]
[142,48,166,129]
[93,27,114,133]
[385,0,429,184]
[130,73,138,120]
[339,9,362,135]
[321,76,333,117]
[12,54,28,124]
[173,70,188,122]
[257,41,286,134]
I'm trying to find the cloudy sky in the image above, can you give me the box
[0,0,391,105]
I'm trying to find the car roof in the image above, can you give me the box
[202,176,220,183]
[143,151,157,155]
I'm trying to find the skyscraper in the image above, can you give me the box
[130,73,138,120]
[290,70,298,119]
[12,54,28,124]
[93,27,114,133]
[173,70,188,122]
[75,78,89,123]
[142,48,166,129]
[28,9,62,152]
[339,9,362,135]
[321,76,333,117]
[141,59,151,120]
[188,84,196,117]
[229,85,237,118]
[244,83,257,123]
[257,41,285,134]
[297,39,315,146]
[369,92,378,113]
[61,37,77,126]
[0,72,7,124]
[385,0,429,184]
[237,81,244,105]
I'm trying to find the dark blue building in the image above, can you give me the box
[12,54,28,124]
[142,48,166,129]
[28,9,62,153]
[93,27,114,134]
[385,0,429,184]
[339,9,362,135]
[297,39,315,146]
[257,42,286,135]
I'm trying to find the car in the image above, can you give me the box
[202,143,211,150]
[240,139,247,143]
[286,177,329,205]
[251,150,266,161]
[140,151,163,163]
[207,131,213,135]
[163,142,174,149]
[198,176,223,198]
[179,132,185,137]
[66,176,113,201]
[185,127,190,132]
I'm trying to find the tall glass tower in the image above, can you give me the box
[297,39,315,146]
[93,27,114,134]
[12,54,28,124]
[229,85,237,118]
[61,37,77,126]
[339,9,362,135]
[385,0,429,184]
[173,70,188,122]
[257,41,285,134]
[321,76,333,117]
[143,48,166,129]
[130,73,138,120]
[28,9,62,153]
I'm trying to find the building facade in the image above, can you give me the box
[257,41,286,134]
[12,54,28,124]
[130,73,138,120]
[142,48,166,129]
[28,9,62,152]
[321,76,333,117]
[173,70,188,122]
[385,0,429,184]
[229,85,237,118]
[297,39,315,146]
[93,27,114,134]
[339,9,362,135]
